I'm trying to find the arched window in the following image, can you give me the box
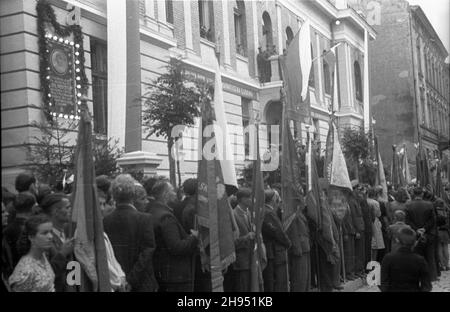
[309,44,315,87]
[354,61,363,101]
[262,11,273,50]
[199,0,215,42]
[166,0,173,24]
[286,27,294,47]
[234,1,247,56]
[323,62,331,95]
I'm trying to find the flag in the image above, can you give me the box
[278,20,312,124]
[323,44,341,112]
[374,137,388,202]
[305,130,322,230]
[71,104,111,292]
[249,124,266,292]
[212,59,238,189]
[196,66,237,292]
[392,145,404,189]
[324,121,352,191]
[416,146,431,190]
[400,145,412,184]
[280,114,305,231]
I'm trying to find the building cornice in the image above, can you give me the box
[410,5,448,58]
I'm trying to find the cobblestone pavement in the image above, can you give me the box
[356,246,450,292]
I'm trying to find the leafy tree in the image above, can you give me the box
[341,126,375,183]
[93,137,124,177]
[142,57,210,187]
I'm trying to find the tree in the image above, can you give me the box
[27,109,123,187]
[26,114,77,187]
[341,126,375,183]
[142,57,210,187]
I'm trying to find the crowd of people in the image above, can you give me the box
[2,172,449,292]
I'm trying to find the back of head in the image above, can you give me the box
[134,183,147,200]
[36,184,52,205]
[143,175,166,198]
[15,173,36,193]
[151,178,171,202]
[398,227,416,248]
[14,192,36,214]
[413,187,423,198]
[236,188,252,202]
[395,188,409,203]
[39,193,67,215]
[264,189,275,204]
[111,174,137,204]
[368,187,377,199]
[182,178,198,196]
[394,210,406,222]
[96,175,111,197]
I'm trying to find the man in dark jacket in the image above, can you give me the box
[149,179,199,292]
[342,197,356,281]
[380,227,432,292]
[405,187,438,281]
[262,189,291,292]
[103,174,158,292]
[348,186,366,277]
[358,185,373,267]
[232,188,255,292]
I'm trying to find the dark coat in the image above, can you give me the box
[232,205,254,271]
[3,216,27,267]
[149,201,198,285]
[348,195,365,233]
[181,196,197,233]
[380,247,432,292]
[405,199,436,235]
[286,211,310,257]
[262,205,291,264]
[103,203,158,292]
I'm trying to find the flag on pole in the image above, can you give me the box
[374,137,388,202]
[324,121,352,191]
[305,130,322,230]
[400,145,412,184]
[278,20,312,124]
[212,60,238,189]
[71,104,111,292]
[196,62,237,292]
[249,124,266,292]
[323,44,342,112]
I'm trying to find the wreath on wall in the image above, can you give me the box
[36,0,89,123]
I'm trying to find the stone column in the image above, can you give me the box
[221,0,232,69]
[363,29,370,132]
[276,3,283,55]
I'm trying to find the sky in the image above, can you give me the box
[407,0,450,61]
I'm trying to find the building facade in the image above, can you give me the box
[1,0,375,189]
[350,0,450,180]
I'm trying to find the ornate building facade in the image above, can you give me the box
[1,0,375,188]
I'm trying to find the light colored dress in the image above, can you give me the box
[367,198,385,250]
[9,254,55,292]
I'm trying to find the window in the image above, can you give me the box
[234,1,247,56]
[199,0,214,42]
[166,0,173,24]
[241,99,250,158]
[262,11,273,49]
[91,39,108,135]
[286,27,294,47]
[354,61,363,101]
[309,44,315,87]
[323,62,331,95]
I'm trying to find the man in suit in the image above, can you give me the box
[380,227,432,292]
[348,184,366,278]
[262,189,291,292]
[232,188,255,292]
[103,174,158,292]
[405,187,438,281]
[149,179,199,292]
